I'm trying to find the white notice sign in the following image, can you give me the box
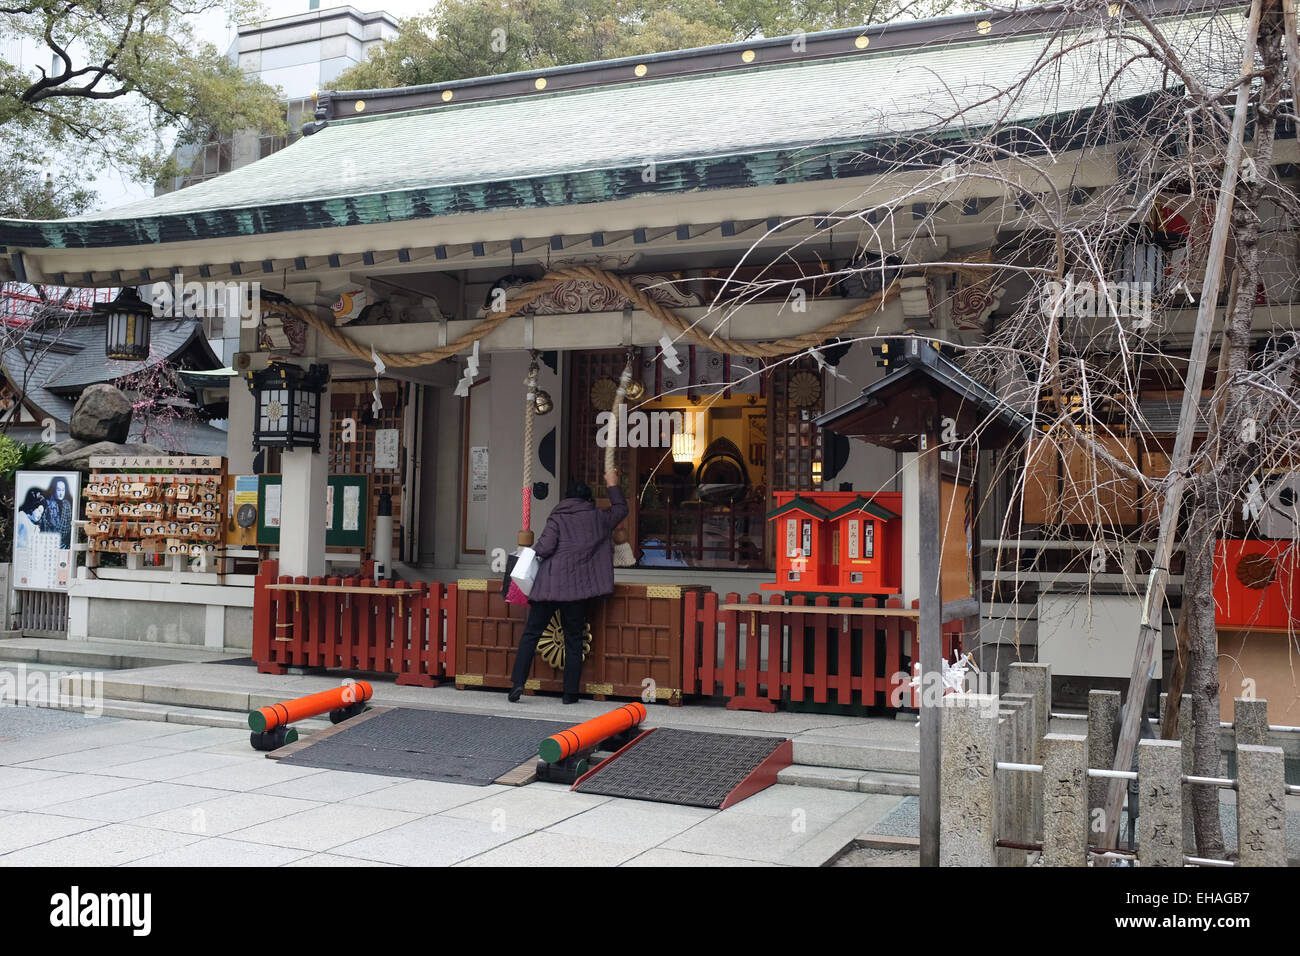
[266,484,282,528]
[375,429,400,469]
[343,485,361,532]
[471,446,489,504]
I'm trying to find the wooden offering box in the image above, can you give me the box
[762,491,903,596]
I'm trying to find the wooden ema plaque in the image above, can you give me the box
[85,458,228,558]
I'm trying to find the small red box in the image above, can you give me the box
[763,491,902,595]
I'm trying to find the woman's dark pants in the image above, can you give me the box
[510,599,588,695]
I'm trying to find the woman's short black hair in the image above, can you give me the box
[565,480,593,502]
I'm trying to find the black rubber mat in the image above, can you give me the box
[279,708,573,786]
[211,657,255,666]
[574,729,787,808]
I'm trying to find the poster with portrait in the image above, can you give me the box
[13,470,80,592]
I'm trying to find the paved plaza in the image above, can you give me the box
[0,706,910,866]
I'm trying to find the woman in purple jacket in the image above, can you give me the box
[509,469,628,704]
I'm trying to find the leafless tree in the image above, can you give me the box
[685,0,1298,859]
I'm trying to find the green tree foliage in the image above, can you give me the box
[0,0,288,216]
[0,156,94,219]
[0,434,50,482]
[333,0,967,91]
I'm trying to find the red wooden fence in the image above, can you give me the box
[251,562,962,710]
[252,560,457,686]
[681,591,964,712]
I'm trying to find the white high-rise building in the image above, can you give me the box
[157,5,399,195]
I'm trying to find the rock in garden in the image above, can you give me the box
[69,384,133,443]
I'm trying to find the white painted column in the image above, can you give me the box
[900,451,920,606]
[277,381,331,578]
[226,316,260,474]
[227,381,255,475]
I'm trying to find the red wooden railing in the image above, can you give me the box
[252,560,457,686]
[681,591,964,712]
[251,562,961,709]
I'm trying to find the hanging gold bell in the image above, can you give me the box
[625,379,645,402]
[533,388,554,415]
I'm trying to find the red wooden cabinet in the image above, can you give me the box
[763,491,902,596]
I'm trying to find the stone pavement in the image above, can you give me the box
[0,706,909,867]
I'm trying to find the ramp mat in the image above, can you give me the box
[573,728,790,808]
[278,708,572,786]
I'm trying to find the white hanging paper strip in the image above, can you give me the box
[371,345,387,377]
[658,334,682,373]
[454,341,481,398]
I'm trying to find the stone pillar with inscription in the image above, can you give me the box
[1160,692,1196,854]
[1236,744,1287,866]
[1007,696,1034,858]
[1136,738,1183,867]
[1008,662,1050,842]
[1233,697,1269,746]
[1003,692,1036,849]
[1087,689,1120,844]
[939,694,998,866]
[995,708,1020,867]
[1041,733,1088,866]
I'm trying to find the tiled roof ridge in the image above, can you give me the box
[319,0,1221,122]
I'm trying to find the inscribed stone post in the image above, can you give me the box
[999,695,1032,863]
[996,709,1018,867]
[1233,697,1268,746]
[1004,691,1038,846]
[1137,739,1183,867]
[939,694,998,866]
[1087,689,1120,844]
[1041,733,1088,867]
[1160,692,1195,853]
[1236,744,1287,867]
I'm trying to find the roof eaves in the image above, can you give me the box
[0,92,1127,251]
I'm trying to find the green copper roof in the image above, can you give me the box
[767,496,831,521]
[825,497,900,521]
[0,10,1237,250]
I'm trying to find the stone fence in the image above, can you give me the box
[940,662,1292,867]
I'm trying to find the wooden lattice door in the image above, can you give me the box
[770,356,825,492]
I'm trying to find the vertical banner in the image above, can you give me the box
[13,471,80,592]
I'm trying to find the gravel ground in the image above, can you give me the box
[0,705,115,738]
[864,795,919,838]
[832,845,918,866]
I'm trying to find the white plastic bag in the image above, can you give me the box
[509,546,540,596]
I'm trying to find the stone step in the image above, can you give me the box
[37,694,332,735]
[0,637,243,671]
[777,765,920,795]
[792,738,919,774]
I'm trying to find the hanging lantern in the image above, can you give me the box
[672,429,696,464]
[245,361,330,452]
[97,287,153,360]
